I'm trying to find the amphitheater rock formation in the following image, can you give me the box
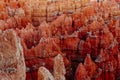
[0,0,120,80]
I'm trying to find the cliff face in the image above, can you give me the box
[0,29,26,80]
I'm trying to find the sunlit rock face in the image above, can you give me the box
[37,54,66,80]
[0,29,26,80]
[38,67,55,80]
[53,54,66,80]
